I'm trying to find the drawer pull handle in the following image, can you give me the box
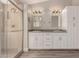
[59,37,62,40]
[73,17,75,20]
[73,23,76,27]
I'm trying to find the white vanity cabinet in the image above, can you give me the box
[53,34,74,49]
[53,35,65,49]
[29,6,79,49]
[43,33,53,49]
[52,34,68,49]
[29,32,68,49]
[29,33,44,49]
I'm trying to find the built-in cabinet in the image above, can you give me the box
[62,6,79,49]
[29,32,77,49]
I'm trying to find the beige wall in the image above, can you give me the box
[72,0,79,5]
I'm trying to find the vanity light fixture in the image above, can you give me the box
[32,10,43,16]
[51,10,61,16]
[49,8,61,16]
[31,7,44,16]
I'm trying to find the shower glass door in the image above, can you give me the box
[7,0,23,58]
[0,1,7,58]
[0,0,23,58]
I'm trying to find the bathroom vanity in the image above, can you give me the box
[28,6,79,50]
[29,31,69,49]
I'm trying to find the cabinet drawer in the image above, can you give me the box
[43,36,53,49]
[44,43,53,49]
[44,38,52,42]
[29,36,43,49]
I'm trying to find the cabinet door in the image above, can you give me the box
[60,35,74,49]
[72,22,77,49]
[68,7,79,49]
[74,7,79,49]
[67,7,74,33]
[53,36,61,49]
[67,35,74,49]
[60,36,67,49]
[29,33,37,49]
[53,34,73,49]
[43,36,53,49]
[36,35,43,49]
[29,33,43,49]
[70,7,79,49]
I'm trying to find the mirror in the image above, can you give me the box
[32,16,42,28]
[51,16,59,29]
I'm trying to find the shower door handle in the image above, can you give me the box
[7,11,9,19]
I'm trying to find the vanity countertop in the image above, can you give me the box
[28,29,67,33]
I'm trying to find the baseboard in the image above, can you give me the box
[29,49,79,51]
[23,48,29,52]
[14,50,24,58]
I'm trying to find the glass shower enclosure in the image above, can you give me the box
[0,0,23,58]
[0,2,7,57]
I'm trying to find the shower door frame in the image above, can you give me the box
[7,0,24,58]
[0,2,8,57]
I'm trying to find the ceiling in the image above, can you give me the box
[20,0,49,4]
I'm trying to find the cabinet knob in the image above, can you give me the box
[35,37,38,40]
[45,44,50,46]
[7,11,9,19]
[59,37,62,40]
[46,38,49,40]
[73,23,76,27]
[73,17,75,20]
[12,25,15,28]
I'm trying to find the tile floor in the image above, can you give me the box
[20,50,79,58]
